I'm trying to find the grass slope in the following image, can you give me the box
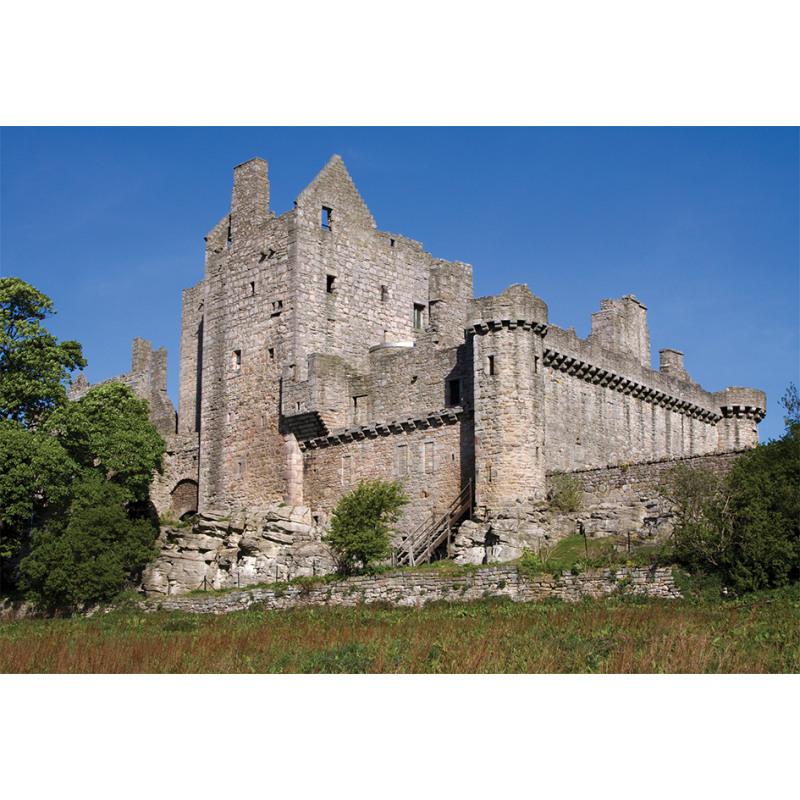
[1,587,797,674]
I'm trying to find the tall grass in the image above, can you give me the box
[1,589,797,673]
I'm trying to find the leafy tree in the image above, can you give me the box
[44,383,165,503]
[0,279,166,602]
[0,277,86,426]
[324,479,409,573]
[12,384,166,605]
[662,464,734,572]
[662,385,800,593]
[0,420,77,559]
[17,473,160,608]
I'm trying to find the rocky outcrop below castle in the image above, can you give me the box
[141,506,336,596]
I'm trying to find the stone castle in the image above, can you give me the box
[72,154,767,585]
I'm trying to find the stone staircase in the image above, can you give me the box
[393,480,473,567]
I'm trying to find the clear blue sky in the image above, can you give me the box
[2,126,797,442]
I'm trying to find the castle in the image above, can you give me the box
[74,154,767,566]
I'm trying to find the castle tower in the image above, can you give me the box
[469,285,548,514]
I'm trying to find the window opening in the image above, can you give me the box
[321,206,332,231]
[381,285,389,302]
[352,395,370,426]
[447,379,461,406]
[271,299,283,316]
[423,441,435,474]
[268,348,275,361]
[250,281,255,295]
[326,275,336,294]
[233,350,241,369]
[486,355,495,376]
[397,443,408,476]
[341,455,353,484]
[390,238,395,247]
[413,303,425,330]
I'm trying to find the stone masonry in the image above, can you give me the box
[73,154,767,590]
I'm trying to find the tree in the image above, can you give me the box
[17,473,160,608]
[44,382,166,503]
[661,385,800,593]
[0,419,76,560]
[324,480,409,573]
[13,383,166,605]
[0,277,86,427]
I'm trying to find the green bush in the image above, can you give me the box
[548,471,583,512]
[323,479,409,574]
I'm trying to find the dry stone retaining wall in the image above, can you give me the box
[144,564,680,615]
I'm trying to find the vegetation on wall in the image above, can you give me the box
[0,278,165,607]
[547,471,583,512]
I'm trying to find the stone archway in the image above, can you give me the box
[170,479,199,519]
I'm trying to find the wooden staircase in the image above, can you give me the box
[393,480,473,567]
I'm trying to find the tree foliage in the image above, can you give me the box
[0,279,166,605]
[45,383,165,503]
[324,480,409,573]
[662,387,800,593]
[17,474,160,608]
[0,277,86,426]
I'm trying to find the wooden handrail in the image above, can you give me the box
[395,480,473,567]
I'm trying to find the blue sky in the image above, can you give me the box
[2,126,797,442]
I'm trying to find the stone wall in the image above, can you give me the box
[143,564,681,615]
[452,450,746,565]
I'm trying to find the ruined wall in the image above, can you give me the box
[69,337,177,436]
[144,564,681,613]
[192,159,296,512]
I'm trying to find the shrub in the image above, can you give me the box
[548,472,583,512]
[323,479,409,574]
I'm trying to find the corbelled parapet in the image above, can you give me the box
[713,386,767,451]
[468,283,548,334]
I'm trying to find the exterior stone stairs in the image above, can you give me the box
[393,480,473,567]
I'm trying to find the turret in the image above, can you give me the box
[468,285,548,514]
[713,387,767,450]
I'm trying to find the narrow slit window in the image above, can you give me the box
[381,285,389,302]
[321,206,332,231]
[486,355,495,376]
[413,303,424,330]
[397,443,408,476]
[250,281,255,295]
[326,275,336,294]
[447,379,461,406]
[233,350,241,369]
[268,348,275,361]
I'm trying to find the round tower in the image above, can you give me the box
[468,285,548,516]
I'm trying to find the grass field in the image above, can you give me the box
[1,586,797,673]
